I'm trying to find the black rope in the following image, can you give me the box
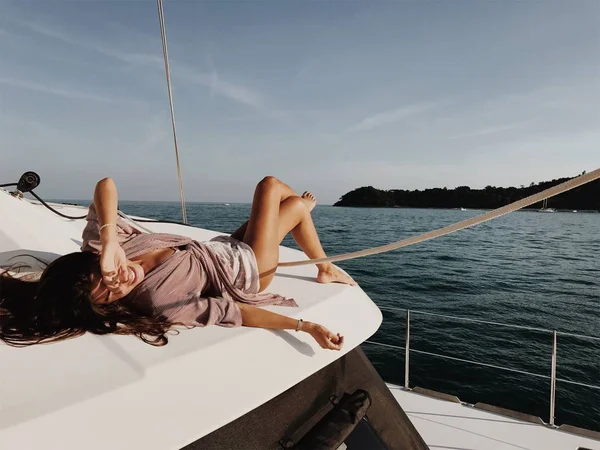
[132,217,192,227]
[2,178,191,226]
[29,191,88,220]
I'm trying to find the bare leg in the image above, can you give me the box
[230,178,298,241]
[241,177,355,291]
[230,221,248,242]
[281,198,355,287]
[231,191,316,241]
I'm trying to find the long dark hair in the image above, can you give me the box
[0,252,175,347]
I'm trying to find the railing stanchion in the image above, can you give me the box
[550,330,557,426]
[404,310,410,389]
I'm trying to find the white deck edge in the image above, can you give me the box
[388,383,600,450]
[0,194,383,450]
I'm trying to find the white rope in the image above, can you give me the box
[157,0,188,224]
[117,212,155,234]
[279,168,600,267]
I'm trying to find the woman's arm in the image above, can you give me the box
[237,303,344,350]
[93,178,129,288]
[93,178,119,243]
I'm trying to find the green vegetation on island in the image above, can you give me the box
[334,173,600,211]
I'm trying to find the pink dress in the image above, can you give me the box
[81,204,296,327]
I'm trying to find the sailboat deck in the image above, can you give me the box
[0,191,382,449]
[389,384,600,450]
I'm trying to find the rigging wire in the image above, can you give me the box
[157,0,188,224]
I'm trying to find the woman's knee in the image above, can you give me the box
[259,175,279,185]
[257,175,281,192]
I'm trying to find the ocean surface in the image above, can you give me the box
[100,201,600,431]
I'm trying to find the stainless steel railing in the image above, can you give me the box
[364,307,600,426]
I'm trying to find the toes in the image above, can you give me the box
[300,191,316,203]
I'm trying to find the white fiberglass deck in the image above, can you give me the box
[0,191,382,449]
[389,384,600,450]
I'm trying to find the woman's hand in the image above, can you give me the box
[100,238,129,292]
[304,322,344,351]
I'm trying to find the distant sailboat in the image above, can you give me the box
[539,198,556,212]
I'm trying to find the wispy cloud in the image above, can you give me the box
[95,48,267,109]
[447,119,539,140]
[346,102,440,133]
[11,19,164,65]
[176,65,266,109]
[0,115,61,135]
[0,77,116,103]
[11,20,71,43]
[11,19,268,110]
[95,46,164,66]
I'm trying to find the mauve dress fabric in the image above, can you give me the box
[82,204,296,327]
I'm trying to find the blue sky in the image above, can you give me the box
[1,1,599,203]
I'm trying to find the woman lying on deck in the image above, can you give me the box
[0,176,356,350]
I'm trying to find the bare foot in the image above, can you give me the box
[317,265,357,286]
[301,191,317,212]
